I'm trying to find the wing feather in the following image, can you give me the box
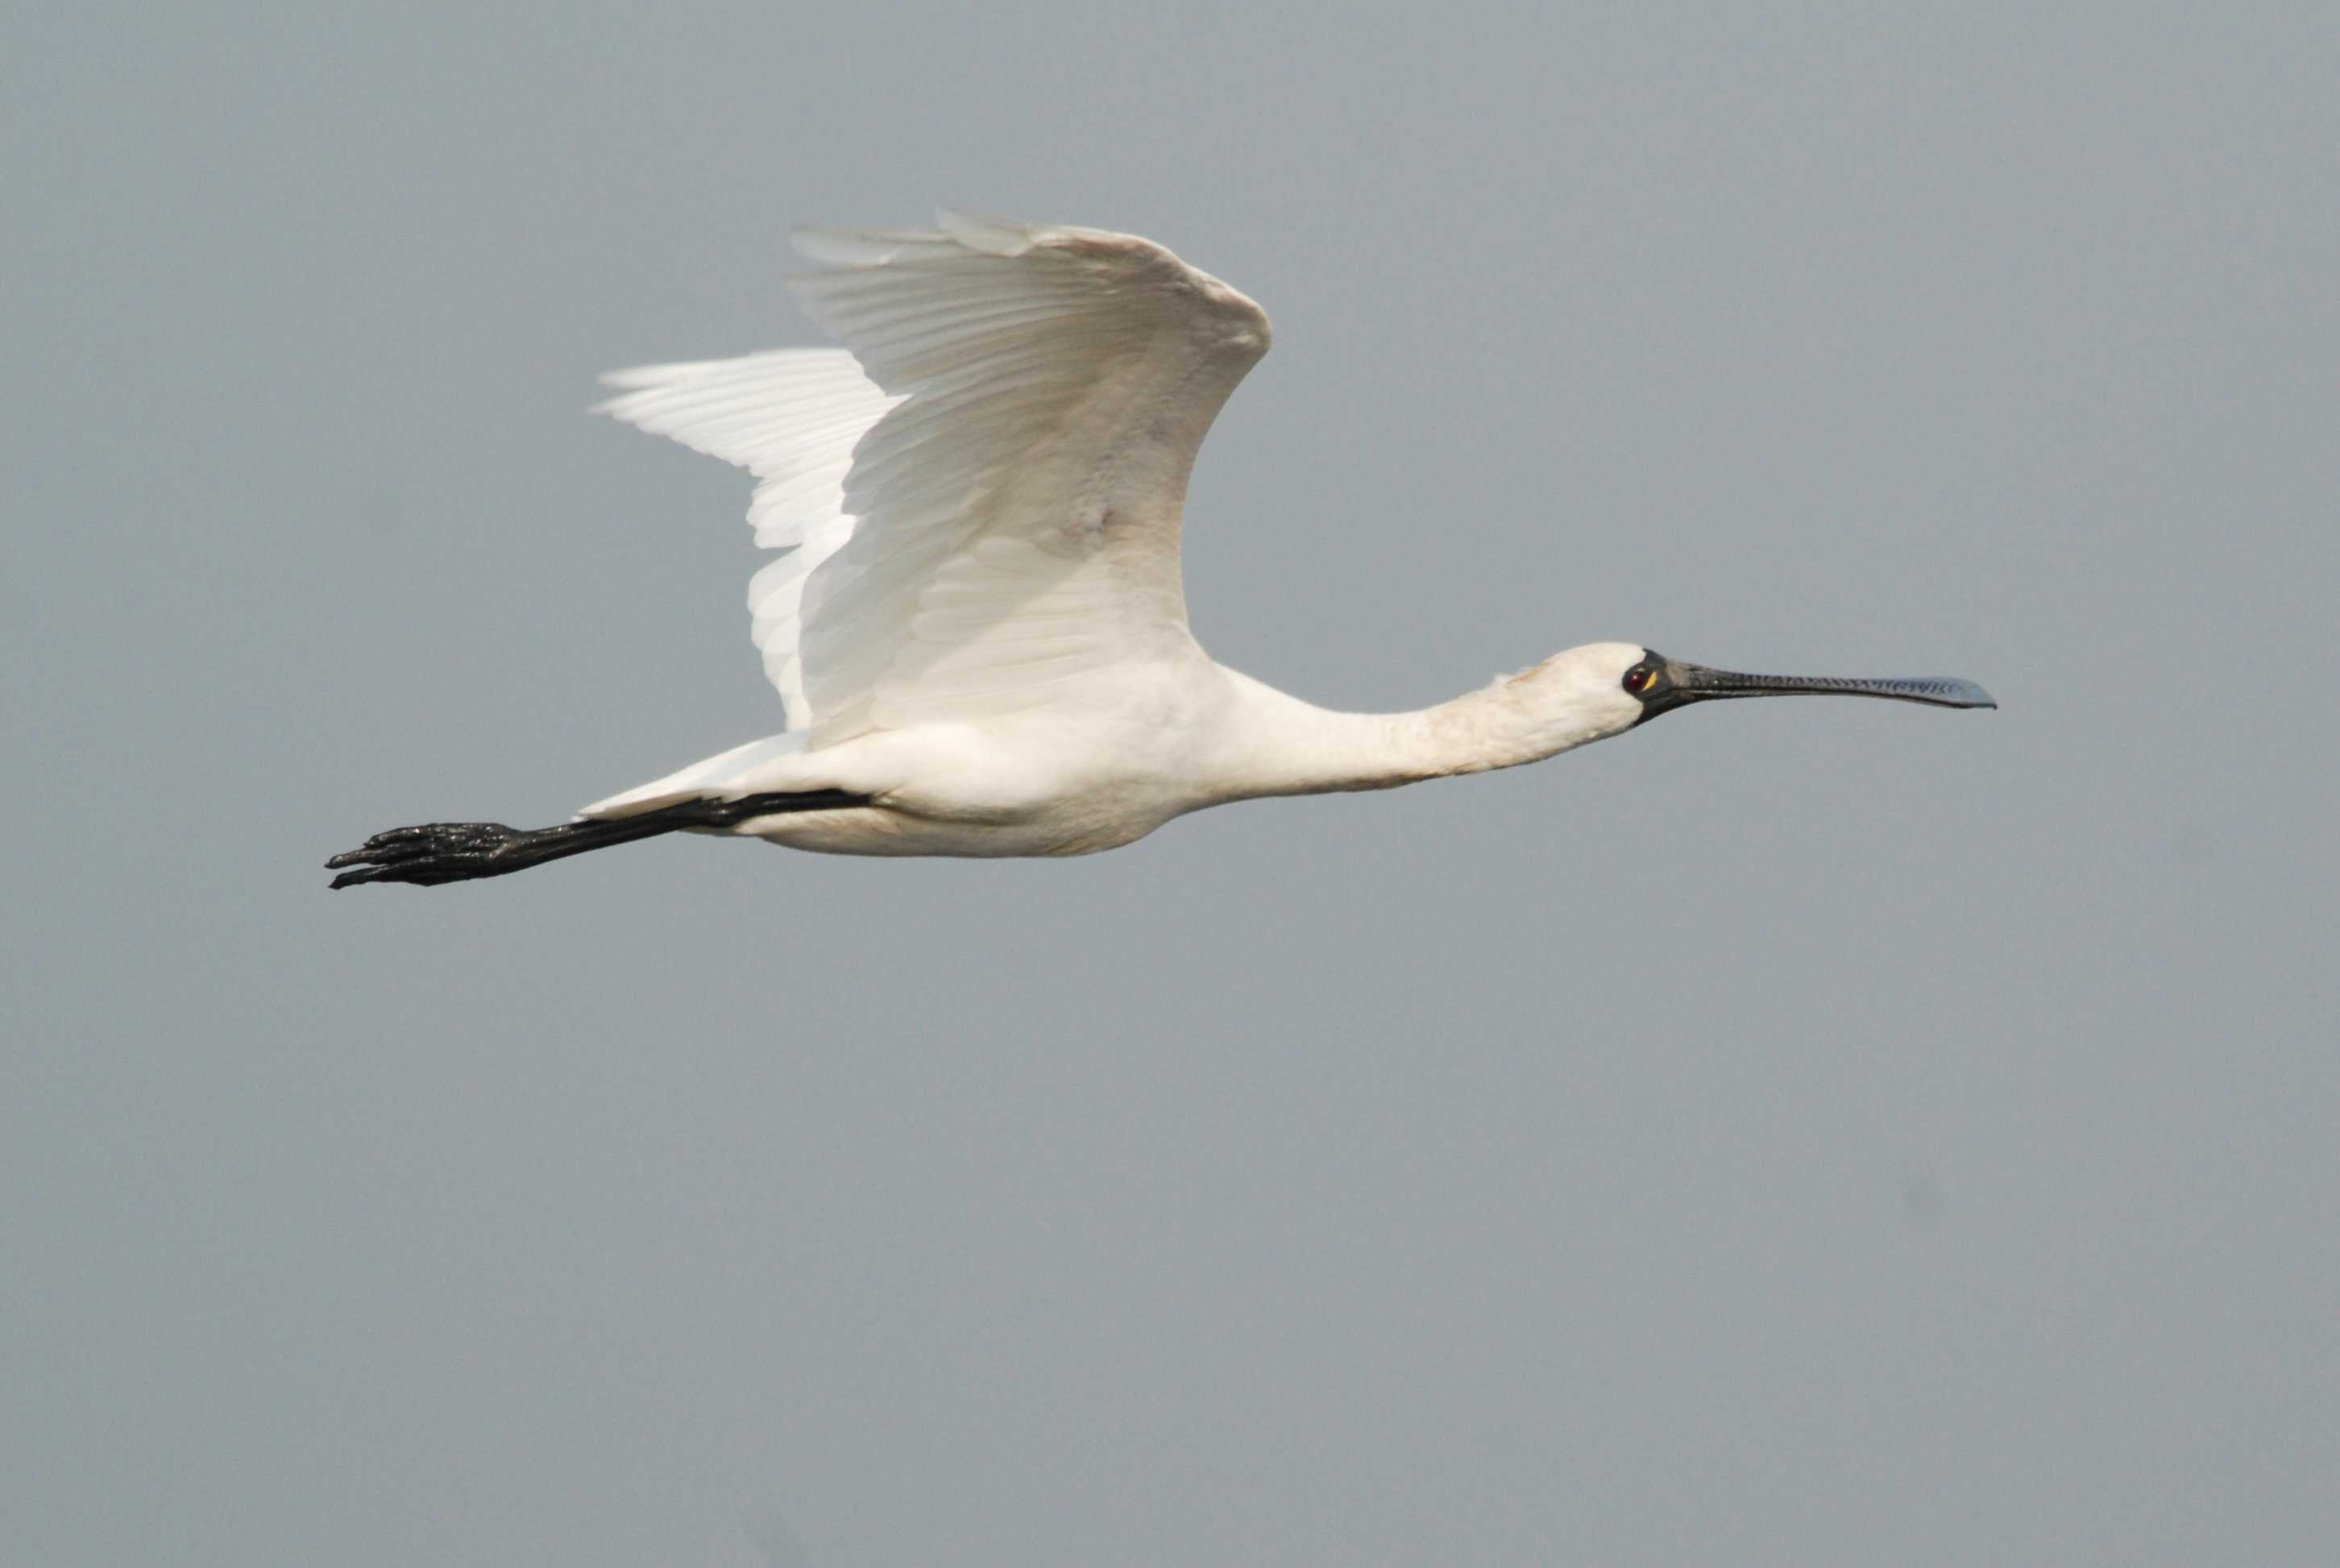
[594,347,901,726]
[600,214,1272,745]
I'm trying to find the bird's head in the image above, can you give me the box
[1506,641,1996,756]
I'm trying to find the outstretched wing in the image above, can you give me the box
[595,346,898,728]
[598,210,1272,747]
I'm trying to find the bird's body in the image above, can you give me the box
[584,653,1649,861]
[330,213,1991,889]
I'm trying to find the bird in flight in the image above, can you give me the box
[329,211,1993,889]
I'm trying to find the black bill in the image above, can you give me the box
[1635,656,1997,722]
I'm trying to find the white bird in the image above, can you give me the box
[329,212,1993,889]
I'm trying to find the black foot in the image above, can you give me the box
[326,822,535,888]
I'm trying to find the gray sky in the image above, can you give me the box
[8,2,2337,1565]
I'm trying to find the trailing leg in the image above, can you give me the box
[325,790,869,889]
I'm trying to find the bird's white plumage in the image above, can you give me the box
[410,209,1985,861]
[597,210,1271,750]
[595,349,897,727]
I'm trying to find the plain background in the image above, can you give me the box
[8,3,2336,1565]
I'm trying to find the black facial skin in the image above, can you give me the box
[1621,653,1667,700]
[1623,650,1685,723]
[1625,649,1997,724]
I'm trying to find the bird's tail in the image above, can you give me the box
[578,732,813,819]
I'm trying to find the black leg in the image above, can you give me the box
[325,790,870,889]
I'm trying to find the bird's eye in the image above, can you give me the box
[1623,665,1655,695]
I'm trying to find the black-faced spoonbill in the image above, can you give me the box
[329,213,1993,888]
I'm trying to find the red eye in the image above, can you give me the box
[1624,666,1653,694]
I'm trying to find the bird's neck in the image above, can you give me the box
[1207,666,1608,801]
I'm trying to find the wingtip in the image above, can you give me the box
[786,213,1041,265]
[789,225,944,267]
[589,363,670,415]
[935,208,1037,256]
